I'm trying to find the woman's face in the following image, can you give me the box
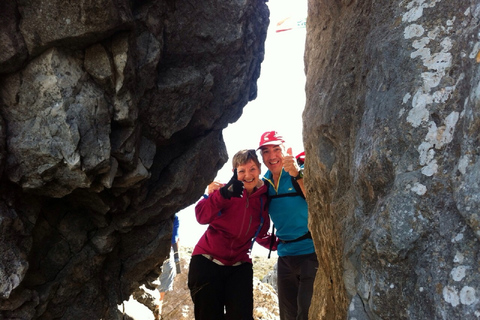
[236,159,261,194]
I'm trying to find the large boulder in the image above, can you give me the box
[305,0,480,319]
[0,0,269,319]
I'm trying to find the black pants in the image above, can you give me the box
[277,252,318,320]
[188,255,254,320]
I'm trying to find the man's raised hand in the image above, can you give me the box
[283,147,300,177]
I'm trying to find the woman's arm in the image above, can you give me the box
[195,189,227,225]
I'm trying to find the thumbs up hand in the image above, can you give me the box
[283,147,301,177]
[219,169,244,199]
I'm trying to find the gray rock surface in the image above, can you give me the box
[0,0,269,319]
[305,0,480,319]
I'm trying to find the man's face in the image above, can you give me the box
[260,144,284,175]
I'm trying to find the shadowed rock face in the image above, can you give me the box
[305,0,480,319]
[0,0,269,319]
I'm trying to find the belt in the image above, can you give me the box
[202,254,243,266]
[279,231,312,244]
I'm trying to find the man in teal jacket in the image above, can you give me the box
[258,131,318,320]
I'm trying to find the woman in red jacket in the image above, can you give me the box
[188,149,272,320]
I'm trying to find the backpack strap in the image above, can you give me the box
[249,197,265,256]
[291,176,305,199]
[268,223,275,259]
[267,176,305,202]
[278,230,312,244]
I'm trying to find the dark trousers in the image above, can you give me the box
[277,252,318,320]
[188,255,254,320]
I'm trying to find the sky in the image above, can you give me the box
[178,0,307,256]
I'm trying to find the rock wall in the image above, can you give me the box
[4,0,479,319]
[0,0,269,319]
[304,0,480,319]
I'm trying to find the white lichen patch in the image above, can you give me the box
[407,89,430,127]
[402,0,465,178]
[443,285,460,307]
[411,182,427,195]
[472,81,480,113]
[457,155,472,176]
[421,72,443,89]
[421,159,438,176]
[452,233,464,243]
[468,42,480,59]
[402,0,442,23]
[450,266,467,281]
[410,37,453,92]
[454,252,465,263]
[424,111,459,150]
[404,24,425,39]
[349,300,355,311]
[425,38,453,69]
[459,286,477,305]
[428,26,441,40]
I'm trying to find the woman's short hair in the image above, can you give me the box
[232,149,261,170]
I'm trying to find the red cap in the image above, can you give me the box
[296,151,305,165]
[258,131,285,149]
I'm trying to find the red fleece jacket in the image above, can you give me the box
[193,184,273,265]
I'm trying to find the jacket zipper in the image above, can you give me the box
[244,196,252,236]
[265,175,281,194]
[228,189,260,258]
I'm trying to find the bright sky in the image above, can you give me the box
[179,0,307,255]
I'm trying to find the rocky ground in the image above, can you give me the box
[118,247,279,320]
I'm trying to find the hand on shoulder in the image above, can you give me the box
[207,181,224,195]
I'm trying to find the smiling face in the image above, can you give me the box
[236,159,261,194]
[259,144,285,176]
